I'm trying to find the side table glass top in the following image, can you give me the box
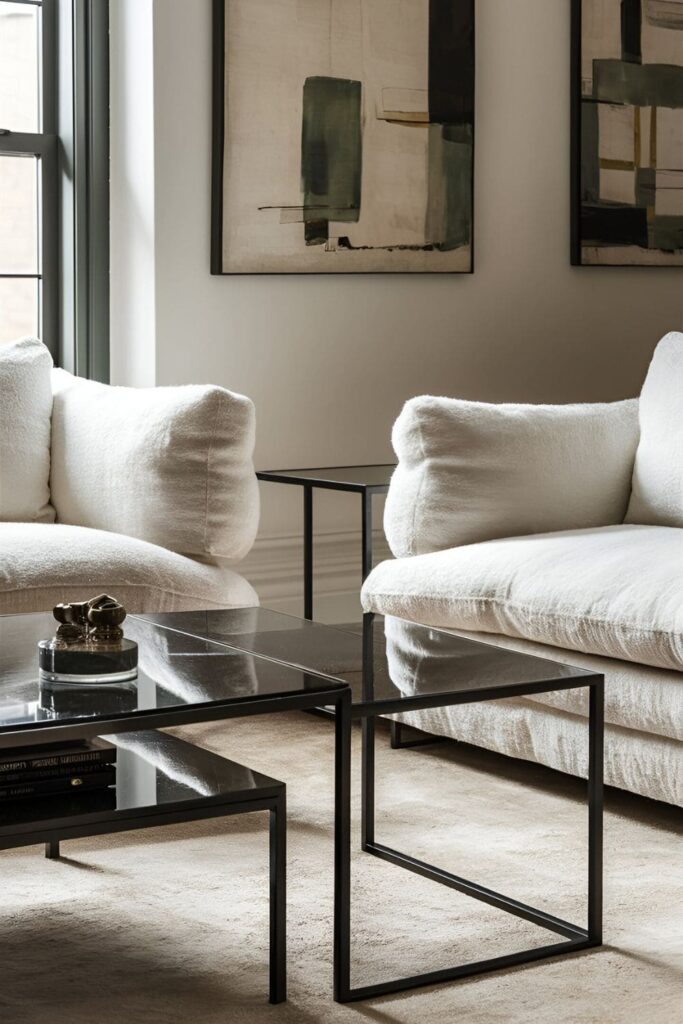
[257,465,395,491]
[140,608,593,713]
[0,611,347,745]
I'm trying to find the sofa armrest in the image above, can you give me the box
[384,395,640,557]
[50,368,259,562]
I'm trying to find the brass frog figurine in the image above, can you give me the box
[52,595,127,647]
[87,594,127,645]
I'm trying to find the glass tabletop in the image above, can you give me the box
[139,608,592,714]
[0,612,347,744]
[0,729,280,834]
[257,465,395,489]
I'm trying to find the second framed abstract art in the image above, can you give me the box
[572,0,683,266]
[211,0,475,274]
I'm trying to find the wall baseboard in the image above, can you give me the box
[239,529,391,623]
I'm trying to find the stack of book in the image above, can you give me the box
[0,739,116,802]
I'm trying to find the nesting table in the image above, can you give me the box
[143,607,605,1002]
[256,465,395,618]
[0,606,603,1003]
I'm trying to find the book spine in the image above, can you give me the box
[2,762,118,784]
[0,749,116,775]
[0,769,116,801]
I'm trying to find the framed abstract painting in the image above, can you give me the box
[211,0,475,274]
[571,0,683,266]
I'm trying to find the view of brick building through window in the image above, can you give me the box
[0,2,40,345]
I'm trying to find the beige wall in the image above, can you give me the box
[111,0,683,617]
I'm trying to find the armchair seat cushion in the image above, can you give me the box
[362,524,683,671]
[0,523,257,615]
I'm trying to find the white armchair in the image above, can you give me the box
[0,338,259,614]
[362,332,683,805]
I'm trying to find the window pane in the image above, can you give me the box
[0,155,38,273]
[0,2,39,133]
[0,277,38,344]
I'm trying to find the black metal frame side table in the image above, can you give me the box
[256,465,395,619]
[142,607,604,1004]
[344,613,604,1002]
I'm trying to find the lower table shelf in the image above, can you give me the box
[0,730,287,1005]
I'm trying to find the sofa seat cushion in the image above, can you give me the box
[0,523,258,615]
[362,524,683,671]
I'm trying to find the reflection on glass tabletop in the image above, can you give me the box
[0,611,347,739]
[140,607,593,711]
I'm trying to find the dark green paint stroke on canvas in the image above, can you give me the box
[301,76,362,247]
[652,215,683,251]
[426,124,472,251]
[581,101,600,203]
[593,60,683,107]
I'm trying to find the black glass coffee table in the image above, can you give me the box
[142,607,604,1003]
[0,610,353,1005]
[257,465,395,618]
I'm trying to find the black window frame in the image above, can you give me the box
[0,0,109,381]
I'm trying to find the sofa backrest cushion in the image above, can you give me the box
[50,369,259,562]
[0,337,55,524]
[625,331,682,528]
[385,394,640,557]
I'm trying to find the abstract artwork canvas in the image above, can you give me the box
[212,0,474,274]
[572,0,683,265]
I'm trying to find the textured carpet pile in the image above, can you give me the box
[0,713,680,1024]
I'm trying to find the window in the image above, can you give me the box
[0,1,56,351]
[0,0,109,380]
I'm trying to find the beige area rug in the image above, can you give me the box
[0,713,680,1024]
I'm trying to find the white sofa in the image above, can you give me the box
[0,338,259,613]
[362,332,682,806]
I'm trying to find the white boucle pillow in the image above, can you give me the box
[0,337,55,523]
[625,332,683,528]
[384,394,640,557]
[50,369,259,562]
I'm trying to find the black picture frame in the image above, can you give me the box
[570,0,683,268]
[210,0,476,276]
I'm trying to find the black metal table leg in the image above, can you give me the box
[337,679,604,1002]
[45,840,60,859]
[269,791,287,1004]
[361,611,376,851]
[361,718,375,850]
[333,688,352,1003]
[588,680,604,945]
[389,720,403,747]
[304,486,313,620]
[361,491,373,582]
